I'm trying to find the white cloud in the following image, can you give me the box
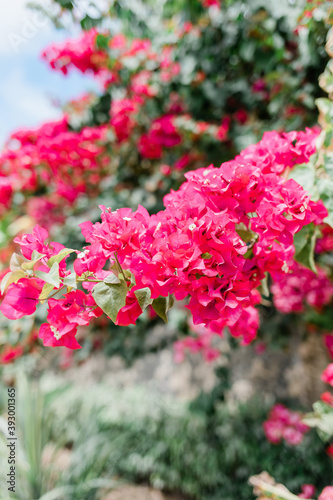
[0,0,100,147]
[0,0,56,55]
[0,66,61,146]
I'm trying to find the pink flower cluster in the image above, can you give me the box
[263,404,309,446]
[237,128,319,175]
[319,487,333,500]
[0,117,108,227]
[0,128,327,350]
[271,261,333,314]
[321,391,333,407]
[0,225,71,320]
[0,176,13,216]
[325,334,333,358]
[42,29,180,90]
[0,226,102,348]
[174,321,220,363]
[138,115,182,160]
[322,364,333,386]
[41,28,108,75]
[0,27,239,236]
[316,224,333,253]
[39,290,102,350]
[0,345,24,364]
[202,0,221,8]
[299,484,316,499]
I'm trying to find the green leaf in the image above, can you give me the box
[9,253,26,271]
[124,270,136,287]
[31,250,46,261]
[289,162,317,198]
[134,287,153,312]
[80,14,102,30]
[152,295,174,323]
[35,263,61,287]
[317,177,333,228]
[0,270,26,294]
[56,0,74,9]
[104,273,121,285]
[293,224,317,273]
[258,273,270,298]
[201,253,213,259]
[21,251,46,271]
[47,248,75,268]
[39,283,55,304]
[236,229,255,243]
[316,97,333,121]
[63,272,77,289]
[303,402,333,441]
[96,34,109,50]
[92,280,127,322]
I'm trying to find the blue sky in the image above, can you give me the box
[0,1,98,147]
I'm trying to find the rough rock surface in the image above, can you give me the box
[63,325,328,406]
[102,485,186,500]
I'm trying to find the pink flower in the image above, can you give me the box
[14,225,49,260]
[174,320,220,363]
[228,305,260,345]
[27,196,65,229]
[38,290,97,350]
[41,28,108,76]
[174,154,191,170]
[252,78,267,94]
[149,115,182,148]
[202,0,220,8]
[2,124,325,353]
[0,176,13,213]
[271,262,333,314]
[316,225,333,253]
[321,392,333,407]
[319,487,333,500]
[263,404,309,446]
[131,70,157,97]
[327,445,333,459]
[216,116,230,141]
[0,345,24,364]
[322,364,333,386]
[299,484,316,499]
[115,291,141,326]
[234,109,248,124]
[138,134,163,159]
[39,323,81,350]
[0,279,41,320]
[110,98,139,142]
[109,33,126,50]
[325,334,333,359]
[160,164,172,176]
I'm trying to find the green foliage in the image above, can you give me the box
[43,381,333,500]
[35,263,61,288]
[296,24,333,229]
[152,295,175,323]
[134,287,153,312]
[47,249,75,269]
[0,270,26,294]
[293,224,317,273]
[92,279,128,322]
[0,375,122,500]
[55,0,73,9]
[304,401,333,442]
